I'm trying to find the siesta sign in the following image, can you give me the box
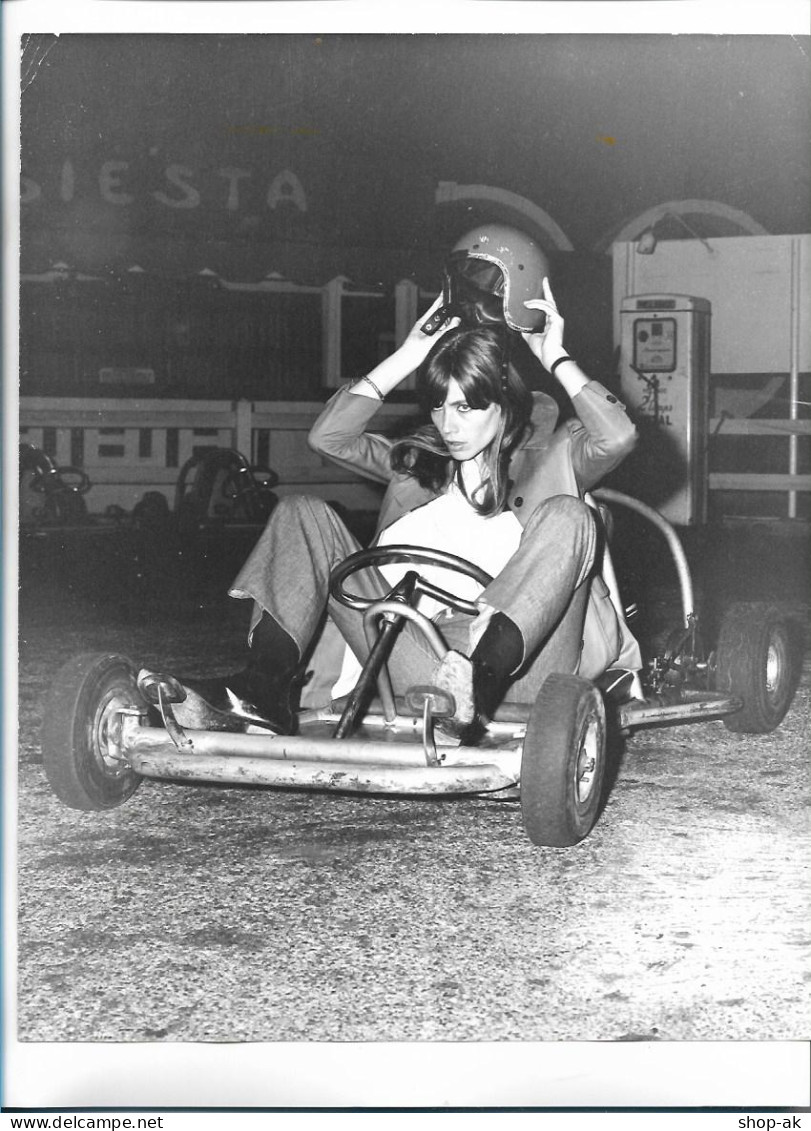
[20,158,308,213]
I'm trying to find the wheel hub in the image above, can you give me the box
[575,717,601,805]
[91,690,133,775]
[765,640,782,697]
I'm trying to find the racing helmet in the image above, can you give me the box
[444,223,550,333]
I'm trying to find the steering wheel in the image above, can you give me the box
[222,465,279,501]
[329,544,493,616]
[29,465,91,495]
[54,466,91,495]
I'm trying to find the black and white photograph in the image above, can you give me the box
[5,0,811,1114]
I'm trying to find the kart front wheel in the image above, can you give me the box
[42,652,145,810]
[714,603,801,734]
[520,673,607,848]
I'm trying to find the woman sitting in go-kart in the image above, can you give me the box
[170,225,642,741]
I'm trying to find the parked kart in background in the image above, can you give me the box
[19,445,278,613]
[131,447,279,537]
[42,489,802,849]
[19,441,277,536]
[19,442,91,526]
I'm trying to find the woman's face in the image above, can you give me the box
[430,377,503,464]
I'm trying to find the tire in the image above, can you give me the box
[520,673,607,848]
[714,602,801,734]
[42,653,145,810]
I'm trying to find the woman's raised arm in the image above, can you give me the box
[348,295,459,400]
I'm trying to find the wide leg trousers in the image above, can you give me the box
[229,493,597,707]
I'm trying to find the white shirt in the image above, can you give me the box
[331,483,522,698]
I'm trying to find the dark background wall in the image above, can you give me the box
[19,33,811,399]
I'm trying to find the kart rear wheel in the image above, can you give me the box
[42,652,145,810]
[520,673,607,848]
[714,603,800,733]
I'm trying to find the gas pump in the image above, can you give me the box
[619,294,711,526]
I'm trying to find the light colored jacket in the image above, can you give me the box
[309,380,642,676]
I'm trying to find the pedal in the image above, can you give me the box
[136,670,195,752]
[595,668,639,704]
[404,685,455,718]
[137,669,187,705]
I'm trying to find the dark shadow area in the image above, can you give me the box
[606,508,810,657]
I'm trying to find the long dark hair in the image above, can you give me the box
[390,326,533,516]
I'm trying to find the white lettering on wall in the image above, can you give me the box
[20,161,308,213]
[266,169,307,212]
[218,167,251,211]
[99,160,135,205]
[152,164,201,209]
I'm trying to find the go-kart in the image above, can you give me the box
[173,447,279,534]
[19,442,91,526]
[20,445,280,614]
[41,490,802,848]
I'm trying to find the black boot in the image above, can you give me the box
[170,613,301,734]
[433,612,524,740]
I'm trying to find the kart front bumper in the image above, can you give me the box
[120,714,524,795]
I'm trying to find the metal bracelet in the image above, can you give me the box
[357,374,385,400]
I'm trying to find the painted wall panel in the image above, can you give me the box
[612,235,810,374]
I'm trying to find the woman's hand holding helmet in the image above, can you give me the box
[521,279,589,398]
[349,295,459,400]
[402,294,460,360]
[521,278,567,373]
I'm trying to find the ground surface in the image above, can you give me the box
[15,569,811,1045]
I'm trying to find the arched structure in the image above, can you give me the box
[595,199,769,254]
[435,181,575,252]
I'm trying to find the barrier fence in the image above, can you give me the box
[19,392,809,522]
[18,394,419,516]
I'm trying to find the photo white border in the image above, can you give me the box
[4,0,811,1113]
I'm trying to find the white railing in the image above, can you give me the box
[708,416,811,497]
[19,271,435,515]
[19,395,419,515]
[20,394,810,520]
